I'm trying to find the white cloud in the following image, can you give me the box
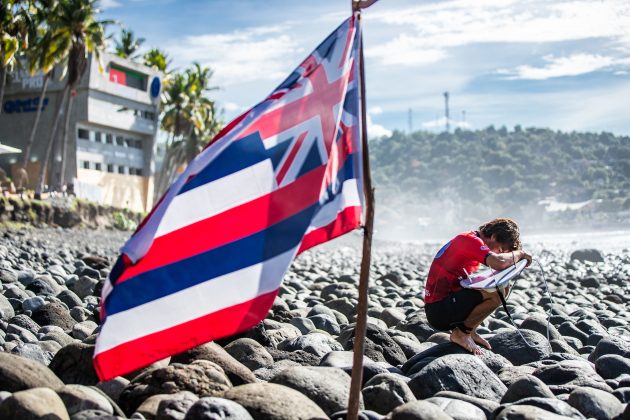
[100,0,122,9]
[500,54,617,80]
[367,115,392,138]
[165,25,303,86]
[366,35,448,66]
[365,0,630,67]
[422,116,470,130]
[368,106,383,115]
[222,101,243,112]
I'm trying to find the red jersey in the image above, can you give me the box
[424,231,492,304]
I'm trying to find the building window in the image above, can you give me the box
[118,166,126,175]
[116,136,124,146]
[125,138,133,148]
[94,132,102,143]
[133,139,143,149]
[106,134,113,144]
[107,164,114,173]
[131,168,142,176]
[95,163,102,171]
[78,129,90,140]
[82,161,90,169]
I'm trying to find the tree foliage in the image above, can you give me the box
[370,126,630,233]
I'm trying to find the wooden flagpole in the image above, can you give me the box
[347,1,376,418]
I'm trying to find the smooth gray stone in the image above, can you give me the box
[362,373,416,414]
[568,386,625,420]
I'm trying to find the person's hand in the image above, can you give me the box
[519,250,533,267]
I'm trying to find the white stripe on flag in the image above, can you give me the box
[307,179,361,233]
[95,247,296,355]
[156,160,276,238]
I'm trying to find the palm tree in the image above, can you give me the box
[143,47,170,73]
[114,28,144,60]
[154,63,221,198]
[34,0,110,196]
[21,0,65,169]
[0,0,31,115]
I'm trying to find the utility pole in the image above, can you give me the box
[408,108,413,134]
[443,91,450,132]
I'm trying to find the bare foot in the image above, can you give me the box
[471,330,491,350]
[450,328,481,354]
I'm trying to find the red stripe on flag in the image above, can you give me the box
[116,165,327,284]
[298,205,362,254]
[93,289,278,381]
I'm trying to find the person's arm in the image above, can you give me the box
[486,249,532,271]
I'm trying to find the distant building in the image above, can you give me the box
[0,53,162,212]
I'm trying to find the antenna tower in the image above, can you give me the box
[443,91,450,132]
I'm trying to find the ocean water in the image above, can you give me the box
[393,228,630,256]
[522,229,630,254]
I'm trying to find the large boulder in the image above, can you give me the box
[156,391,200,420]
[570,249,605,263]
[118,360,232,415]
[425,397,487,420]
[567,386,625,420]
[338,323,407,366]
[433,391,499,419]
[402,342,511,375]
[224,338,274,370]
[171,342,257,385]
[487,330,551,365]
[588,336,630,362]
[0,387,70,420]
[501,397,585,418]
[395,312,438,341]
[270,366,359,416]
[0,352,64,391]
[494,404,575,420]
[501,375,555,403]
[319,351,390,385]
[384,400,453,420]
[56,384,113,416]
[595,354,630,380]
[184,397,253,420]
[48,342,100,386]
[31,301,77,331]
[278,333,343,358]
[532,360,612,394]
[221,383,328,420]
[408,354,507,402]
[362,373,416,415]
[519,315,564,342]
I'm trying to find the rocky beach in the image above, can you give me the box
[0,226,627,419]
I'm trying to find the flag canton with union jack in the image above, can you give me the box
[94,15,364,380]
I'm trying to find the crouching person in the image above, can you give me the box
[423,218,532,353]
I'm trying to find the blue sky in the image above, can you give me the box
[101,0,630,137]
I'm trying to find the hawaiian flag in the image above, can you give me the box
[93,15,364,380]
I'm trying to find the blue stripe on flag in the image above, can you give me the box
[180,132,268,195]
[104,203,317,317]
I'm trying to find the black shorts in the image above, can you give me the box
[425,289,483,331]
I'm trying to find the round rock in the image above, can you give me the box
[184,396,253,420]
[270,366,360,416]
[362,373,416,415]
[221,382,328,420]
[119,360,232,415]
[0,387,70,420]
[408,354,507,402]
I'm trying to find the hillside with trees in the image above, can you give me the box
[369,126,630,238]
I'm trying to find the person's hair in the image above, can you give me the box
[478,218,521,250]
